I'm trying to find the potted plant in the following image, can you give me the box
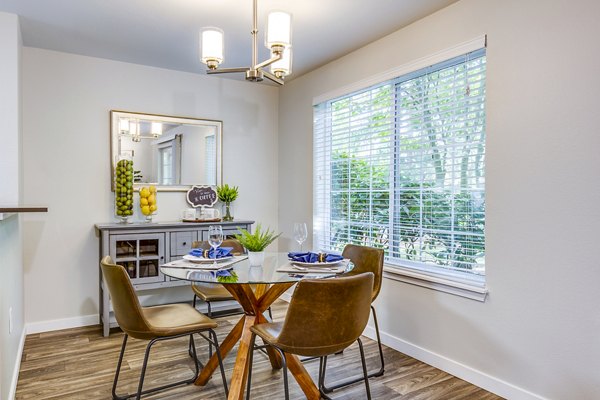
[216,184,239,221]
[235,224,281,266]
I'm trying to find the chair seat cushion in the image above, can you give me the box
[192,284,234,301]
[142,303,217,337]
[250,322,354,357]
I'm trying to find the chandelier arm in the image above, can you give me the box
[251,0,258,69]
[254,52,283,70]
[262,70,284,85]
[207,67,251,74]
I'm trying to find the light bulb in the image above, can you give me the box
[271,47,292,78]
[151,122,162,138]
[201,28,224,69]
[266,11,291,53]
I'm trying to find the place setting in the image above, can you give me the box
[163,226,248,270]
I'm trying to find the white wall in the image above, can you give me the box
[278,0,600,399]
[21,48,279,328]
[0,11,24,400]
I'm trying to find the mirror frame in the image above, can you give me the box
[110,110,223,192]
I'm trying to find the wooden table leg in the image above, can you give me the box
[195,315,245,385]
[195,282,322,400]
[286,353,321,400]
[227,315,256,400]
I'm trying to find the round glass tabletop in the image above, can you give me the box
[160,252,353,285]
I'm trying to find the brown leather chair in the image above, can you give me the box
[100,256,228,400]
[246,273,375,400]
[321,244,385,393]
[190,239,244,317]
[190,239,273,320]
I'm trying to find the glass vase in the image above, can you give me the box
[223,202,233,221]
[114,154,134,223]
[139,185,158,223]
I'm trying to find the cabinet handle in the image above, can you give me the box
[183,242,187,246]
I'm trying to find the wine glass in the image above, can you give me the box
[208,225,223,263]
[293,222,308,252]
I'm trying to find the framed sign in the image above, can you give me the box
[186,186,218,208]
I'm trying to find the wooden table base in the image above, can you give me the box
[195,282,321,400]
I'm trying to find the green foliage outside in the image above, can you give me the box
[326,55,486,272]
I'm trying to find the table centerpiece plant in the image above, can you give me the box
[216,184,239,221]
[235,224,281,266]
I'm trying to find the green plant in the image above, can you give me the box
[217,184,239,203]
[235,224,281,252]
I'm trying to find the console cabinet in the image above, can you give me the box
[95,220,254,336]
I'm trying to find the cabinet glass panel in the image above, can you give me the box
[115,240,136,258]
[139,259,159,278]
[122,261,136,279]
[139,239,159,256]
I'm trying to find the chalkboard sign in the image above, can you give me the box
[186,186,218,208]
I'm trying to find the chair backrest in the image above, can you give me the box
[342,244,384,302]
[277,273,374,356]
[191,238,246,255]
[100,255,151,338]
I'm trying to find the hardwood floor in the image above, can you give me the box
[16,301,503,399]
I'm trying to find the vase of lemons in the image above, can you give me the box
[217,184,239,222]
[139,185,158,222]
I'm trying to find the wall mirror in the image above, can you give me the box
[110,110,222,192]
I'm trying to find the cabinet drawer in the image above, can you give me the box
[170,231,197,256]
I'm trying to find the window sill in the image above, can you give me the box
[383,264,488,302]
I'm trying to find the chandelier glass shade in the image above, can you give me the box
[200,0,292,84]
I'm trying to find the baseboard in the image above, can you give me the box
[26,314,99,335]
[8,327,26,400]
[362,326,547,400]
[283,291,543,399]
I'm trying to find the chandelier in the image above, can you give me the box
[200,0,292,85]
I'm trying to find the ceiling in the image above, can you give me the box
[0,0,458,82]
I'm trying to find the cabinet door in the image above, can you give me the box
[170,231,198,258]
[109,233,165,284]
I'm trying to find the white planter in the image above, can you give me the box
[248,251,265,267]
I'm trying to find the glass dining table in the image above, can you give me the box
[161,252,353,400]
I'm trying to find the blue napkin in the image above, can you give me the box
[189,247,233,258]
[288,252,343,263]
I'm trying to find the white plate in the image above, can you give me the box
[289,259,345,268]
[183,254,234,264]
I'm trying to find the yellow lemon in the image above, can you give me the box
[140,198,148,206]
[140,188,150,198]
[148,194,156,205]
[141,205,151,215]
[149,185,156,194]
[149,204,157,212]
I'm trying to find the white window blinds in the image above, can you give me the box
[314,49,486,276]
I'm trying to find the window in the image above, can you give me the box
[314,49,486,279]
[158,144,174,185]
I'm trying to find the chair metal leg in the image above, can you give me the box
[317,356,333,400]
[268,306,273,320]
[193,294,198,308]
[135,337,157,399]
[246,333,257,399]
[273,347,289,400]
[208,329,229,397]
[111,334,129,400]
[112,332,214,400]
[206,300,212,317]
[357,338,372,400]
[321,305,385,393]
